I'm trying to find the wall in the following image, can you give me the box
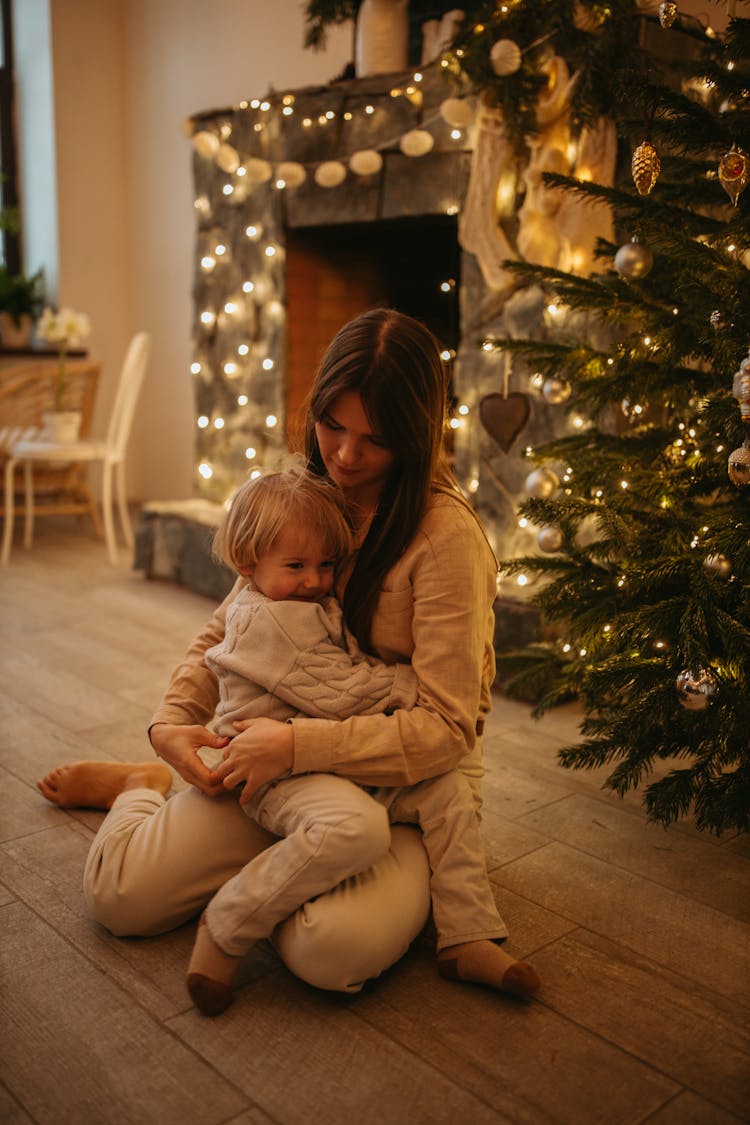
[15,0,352,501]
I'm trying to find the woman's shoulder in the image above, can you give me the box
[410,488,496,565]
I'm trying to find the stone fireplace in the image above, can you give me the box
[137,64,569,638]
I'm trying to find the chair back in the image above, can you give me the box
[105,332,150,458]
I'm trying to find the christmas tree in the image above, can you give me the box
[462,6,750,836]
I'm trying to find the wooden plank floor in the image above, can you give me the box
[1,518,748,1125]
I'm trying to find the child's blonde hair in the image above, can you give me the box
[213,469,352,575]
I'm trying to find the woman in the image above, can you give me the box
[39,309,532,997]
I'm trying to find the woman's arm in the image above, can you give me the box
[289,497,497,787]
[147,577,244,793]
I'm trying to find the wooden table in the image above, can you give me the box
[0,354,101,524]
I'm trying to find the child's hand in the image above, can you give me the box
[211,718,294,804]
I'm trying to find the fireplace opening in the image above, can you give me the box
[285,214,460,445]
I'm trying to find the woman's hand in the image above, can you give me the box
[149,722,230,797]
[211,718,294,805]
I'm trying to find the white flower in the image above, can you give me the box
[37,306,92,348]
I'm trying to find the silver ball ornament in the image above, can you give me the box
[537,526,564,553]
[525,467,560,498]
[702,553,732,578]
[728,444,750,487]
[614,240,653,279]
[542,377,572,405]
[676,668,718,711]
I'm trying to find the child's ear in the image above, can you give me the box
[238,564,254,577]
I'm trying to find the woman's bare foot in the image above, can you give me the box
[437,939,541,999]
[36,761,172,809]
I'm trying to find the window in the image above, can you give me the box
[0,0,19,272]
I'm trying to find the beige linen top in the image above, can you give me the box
[150,489,497,791]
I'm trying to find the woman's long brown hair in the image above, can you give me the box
[304,308,464,652]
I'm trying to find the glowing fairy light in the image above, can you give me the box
[458,403,469,415]
[250,468,262,479]
[238,395,248,406]
[517,574,528,586]
[242,281,255,293]
[199,462,213,479]
[482,340,494,352]
[224,301,238,314]
[197,415,209,428]
[191,362,201,375]
[518,517,528,528]
[468,478,479,492]
[245,446,256,459]
[214,417,225,429]
[201,255,216,271]
[238,343,249,356]
[200,310,215,326]
[224,362,237,376]
[266,414,278,427]
[562,643,572,652]
[262,358,274,370]
[222,185,234,195]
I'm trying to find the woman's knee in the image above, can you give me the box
[274,824,431,993]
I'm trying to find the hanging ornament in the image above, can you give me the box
[400,130,434,157]
[479,393,530,452]
[349,149,383,176]
[537,526,564,553]
[731,351,750,421]
[658,1,677,28]
[676,668,718,711]
[614,238,653,279]
[439,98,475,128]
[244,157,273,184]
[276,162,307,188]
[702,553,732,578]
[525,467,560,498]
[728,442,750,487]
[192,130,220,158]
[709,309,725,332]
[489,39,522,77]
[632,140,660,195]
[215,143,240,174]
[315,161,347,188]
[542,376,572,405]
[718,147,749,207]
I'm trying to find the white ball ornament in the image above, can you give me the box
[439,98,475,128]
[537,526,564,553]
[192,130,220,158]
[702,553,732,579]
[314,161,347,188]
[614,240,653,279]
[215,143,240,173]
[244,158,273,183]
[276,162,306,187]
[349,149,383,176]
[542,377,572,405]
[489,39,522,77]
[400,130,434,157]
[525,467,560,498]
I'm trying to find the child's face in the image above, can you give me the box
[248,524,337,603]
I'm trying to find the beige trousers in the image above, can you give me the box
[83,784,432,993]
[206,770,506,958]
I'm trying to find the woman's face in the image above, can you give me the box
[315,391,395,510]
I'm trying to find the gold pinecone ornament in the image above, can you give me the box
[632,140,660,195]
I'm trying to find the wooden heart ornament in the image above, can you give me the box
[479,392,531,452]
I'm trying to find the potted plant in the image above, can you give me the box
[0,265,45,347]
[36,306,92,442]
